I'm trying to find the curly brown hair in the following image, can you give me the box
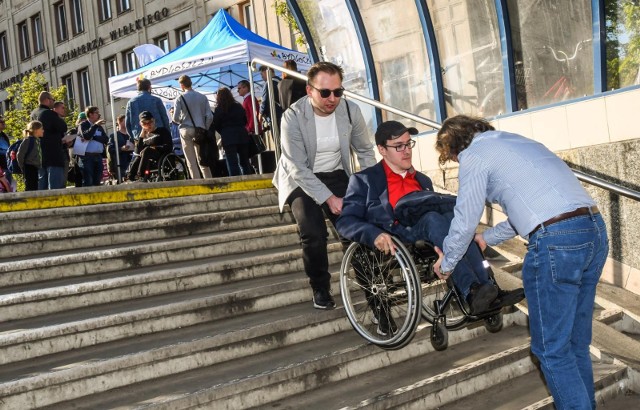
[435,115,495,164]
[215,87,239,113]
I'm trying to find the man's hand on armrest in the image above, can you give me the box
[374,233,396,255]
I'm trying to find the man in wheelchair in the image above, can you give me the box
[336,121,524,325]
[126,111,173,182]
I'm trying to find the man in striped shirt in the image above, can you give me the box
[434,115,609,410]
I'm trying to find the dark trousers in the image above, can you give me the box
[287,170,349,290]
[78,154,103,187]
[24,164,39,191]
[224,143,253,176]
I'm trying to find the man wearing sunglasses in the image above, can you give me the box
[335,121,523,333]
[273,61,376,310]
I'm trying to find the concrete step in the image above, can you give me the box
[2,186,279,234]
[0,205,293,260]
[39,313,529,409]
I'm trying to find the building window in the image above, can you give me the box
[98,0,112,22]
[155,35,169,54]
[117,0,131,14]
[0,31,10,70]
[62,74,75,109]
[79,68,91,107]
[31,14,44,54]
[18,21,31,60]
[605,1,640,90]
[241,2,255,32]
[123,49,137,72]
[176,26,191,46]
[54,2,68,43]
[71,0,84,35]
[104,56,117,92]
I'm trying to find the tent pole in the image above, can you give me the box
[247,61,263,174]
[109,93,122,184]
[265,66,280,160]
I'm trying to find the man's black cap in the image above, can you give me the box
[375,120,418,146]
[139,111,154,121]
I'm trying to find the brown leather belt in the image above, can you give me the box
[529,206,599,237]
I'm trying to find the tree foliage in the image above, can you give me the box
[273,0,306,47]
[606,0,640,90]
[3,72,77,143]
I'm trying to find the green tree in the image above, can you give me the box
[3,72,77,143]
[606,0,640,90]
[273,0,306,47]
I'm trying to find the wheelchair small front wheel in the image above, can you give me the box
[484,312,503,333]
[430,320,448,351]
[340,239,422,349]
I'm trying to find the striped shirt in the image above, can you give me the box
[441,130,595,273]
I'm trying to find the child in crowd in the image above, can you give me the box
[17,121,43,191]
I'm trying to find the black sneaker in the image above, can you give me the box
[376,310,398,336]
[489,288,525,309]
[466,282,498,314]
[313,288,335,310]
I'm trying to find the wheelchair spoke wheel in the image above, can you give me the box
[420,279,467,330]
[159,154,190,181]
[340,239,421,349]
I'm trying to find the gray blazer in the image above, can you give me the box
[273,96,376,211]
[173,89,214,129]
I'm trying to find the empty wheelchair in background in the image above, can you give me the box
[143,149,190,182]
[339,236,504,351]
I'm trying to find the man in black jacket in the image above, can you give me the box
[30,91,67,189]
[78,106,109,186]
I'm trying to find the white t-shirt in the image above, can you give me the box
[312,112,342,173]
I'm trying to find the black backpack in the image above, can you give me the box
[6,138,34,174]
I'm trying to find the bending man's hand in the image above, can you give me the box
[374,233,396,255]
[433,246,451,280]
[326,195,343,215]
[474,232,487,252]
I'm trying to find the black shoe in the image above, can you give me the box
[466,283,498,314]
[376,309,398,336]
[313,288,336,310]
[490,287,525,309]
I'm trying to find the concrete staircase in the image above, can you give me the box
[0,176,638,409]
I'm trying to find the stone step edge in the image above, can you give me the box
[0,205,285,246]
[0,223,301,273]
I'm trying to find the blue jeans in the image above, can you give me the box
[224,143,253,176]
[78,155,104,186]
[404,211,490,298]
[38,166,66,190]
[524,212,608,410]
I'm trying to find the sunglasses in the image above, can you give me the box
[385,140,416,152]
[309,84,345,98]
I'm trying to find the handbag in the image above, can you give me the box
[248,133,266,158]
[181,96,212,145]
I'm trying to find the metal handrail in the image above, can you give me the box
[250,58,638,202]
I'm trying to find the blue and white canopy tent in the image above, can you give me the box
[108,9,311,102]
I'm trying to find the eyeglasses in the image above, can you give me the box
[385,140,416,152]
[309,84,345,98]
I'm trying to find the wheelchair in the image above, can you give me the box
[339,236,504,351]
[142,149,190,182]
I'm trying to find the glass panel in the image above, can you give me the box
[507,0,593,109]
[356,0,435,130]
[73,0,84,34]
[426,0,505,117]
[297,0,376,135]
[56,3,68,42]
[99,0,112,21]
[605,1,640,90]
[0,32,10,69]
[33,15,44,53]
[19,23,30,60]
[80,69,91,106]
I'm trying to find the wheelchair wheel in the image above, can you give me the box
[484,312,503,333]
[158,154,190,181]
[340,238,422,349]
[431,320,448,351]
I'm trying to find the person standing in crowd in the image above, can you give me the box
[125,78,170,143]
[236,80,262,136]
[172,74,214,179]
[0,116,12,184]
[78,106,108,186]
[433,115,609,410]
[108,115,133,180]
[17,121,43,191]
[273,61,376,309]
[30,91,67,189]
[258,65,282,133]
[278,59,307,111]
[212,87,253,176]
[52,101,73,186]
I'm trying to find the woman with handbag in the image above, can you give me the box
[213,87,254,176]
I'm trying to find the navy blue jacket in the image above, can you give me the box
[336,161,434,249]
